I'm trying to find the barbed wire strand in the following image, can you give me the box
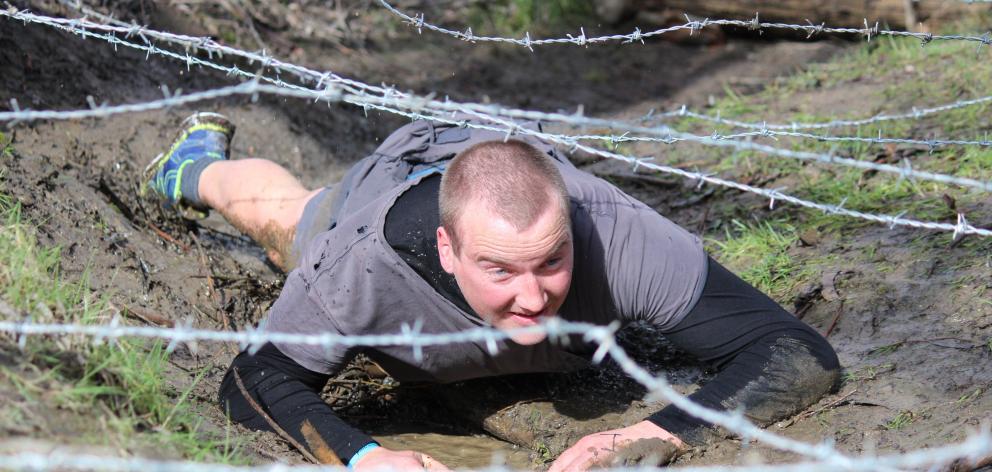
[698,127,992,150]
[1,423,990,472]
[378,0,992,48]
[1,80,989,238]
[644,95,992,131]
[408,103,992,192]
[378,102,992,238]
[0,8,389,98]
[13,4,992,138]
[3,9,990,196]
[4,8,991,194]
[3,318,991,470]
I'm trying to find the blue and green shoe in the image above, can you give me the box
[142,112,235,219]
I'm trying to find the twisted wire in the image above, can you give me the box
[379,0,992,48]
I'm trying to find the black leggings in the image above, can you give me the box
[647,257,841,444]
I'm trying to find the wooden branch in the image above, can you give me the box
[147,222,190,252]
[232,367,320,464]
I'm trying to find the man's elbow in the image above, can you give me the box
[739,331,842,426]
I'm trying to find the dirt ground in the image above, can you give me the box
[1,0,990,469]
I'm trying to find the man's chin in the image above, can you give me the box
[504,314,556,345]
[508,330,549,346]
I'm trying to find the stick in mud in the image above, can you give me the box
[232,367,321,464]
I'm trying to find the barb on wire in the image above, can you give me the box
[377,0,992,48]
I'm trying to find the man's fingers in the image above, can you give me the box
[421,454,451,471]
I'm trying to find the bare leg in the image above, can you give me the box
[198,158,321,271]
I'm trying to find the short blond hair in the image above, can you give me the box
[439,140,570,251]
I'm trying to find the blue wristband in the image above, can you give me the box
[347,442,380,469]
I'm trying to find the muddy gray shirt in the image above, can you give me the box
[263,119,708,382]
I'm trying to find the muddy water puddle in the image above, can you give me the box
[375,430,534,469]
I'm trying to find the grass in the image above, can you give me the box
[708,219,814,303]
[467,0,595,37]
[0,180,244,462]
[957,388,983,403]
[842,363,894,383]
[884,411,915,430]
[869,342,904,356]
[0,131,12,158]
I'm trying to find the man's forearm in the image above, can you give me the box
[218,343,376,463]
[648,327,840,444]
[649,257,841,445]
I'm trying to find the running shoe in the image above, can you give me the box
[142,112,235,219]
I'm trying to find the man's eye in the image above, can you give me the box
[544,258,562,267]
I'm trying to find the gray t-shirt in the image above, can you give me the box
[263,119,708,382]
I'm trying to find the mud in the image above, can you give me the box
[593,438,680,468]
[1,0,991,469]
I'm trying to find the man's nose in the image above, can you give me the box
[515,273,547,313]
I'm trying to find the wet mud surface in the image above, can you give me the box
[1,1,991,468]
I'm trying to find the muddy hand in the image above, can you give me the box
[548,421,685,472]
[352,446,451,471]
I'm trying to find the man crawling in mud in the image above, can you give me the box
[145,112,841,470]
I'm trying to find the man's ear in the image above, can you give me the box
[436,226,455,274]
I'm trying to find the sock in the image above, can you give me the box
[179,156,222,208]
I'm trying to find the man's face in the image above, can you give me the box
[437,198,573,345]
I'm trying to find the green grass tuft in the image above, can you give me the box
[708,219,813,303]
[468,0,595,37]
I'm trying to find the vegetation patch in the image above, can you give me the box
[0,183,243,462]
[708,219,812,303]
[467,0,595,37]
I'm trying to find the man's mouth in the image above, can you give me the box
[507,310,546,324]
